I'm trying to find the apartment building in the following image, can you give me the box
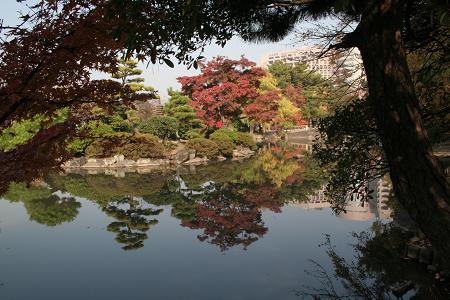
[260,46,335,78]
[261,46,363,81]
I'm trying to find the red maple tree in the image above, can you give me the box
[178,56,266,129]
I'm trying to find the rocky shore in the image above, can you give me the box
[63,146,256,170]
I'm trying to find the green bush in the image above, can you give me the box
[85,133,166,159]
[234,132,256,150]
[138,116,179,140]
[209,128,236,141]
[186,138,219,158]
[209,132,234,157]
[184,129,203,140]
[66,137,92,157]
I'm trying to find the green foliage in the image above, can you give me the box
[186,138,220,158]
[164,88,202,138]
[3,182,81,226]
[85,133,166,159]
[3,182,52,202]
[66,137,92,157]
[268,61,337,122]
[112,59,155,93]
[209,128,236,140]
[109,114,133,133]
[184,129,203,139]
[233,132,256,150]
[209,132,235,157]
[138,116,179,140]
[24,195,81,227]
[0,110,68,152]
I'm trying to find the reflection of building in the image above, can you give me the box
[261,46,335,78]
[290,178,392,221]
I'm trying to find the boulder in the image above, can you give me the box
[82,158,106,168]
[183,157,208,165]
[175,149,191,163]
[232,146,255,158]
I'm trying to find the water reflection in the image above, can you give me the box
[1,145,396,251]
[3,182,81,226]
[103,196,162,250]
[1,144,443,300]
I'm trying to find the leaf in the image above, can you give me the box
[163,58,174,68]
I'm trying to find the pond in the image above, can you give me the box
[0,145,438,299]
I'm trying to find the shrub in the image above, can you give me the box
[85,133,166,159]
[186,138,219,158]
[138,116,179,140]
[234,132,256,150]
[209,128,236,141]
[66,137,92,157]
[184,129,203,140]
[209,132,234,157]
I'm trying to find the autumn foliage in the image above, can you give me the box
[178,57,266,128]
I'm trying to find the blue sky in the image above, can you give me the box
[2,0,308,101]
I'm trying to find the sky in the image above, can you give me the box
[2,0,310,101]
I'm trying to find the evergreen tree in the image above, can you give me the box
[163,88,202,138]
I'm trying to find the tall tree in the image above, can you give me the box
[163,88,203,137]
[178,56,265,129]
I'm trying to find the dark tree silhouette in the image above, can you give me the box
[103,196,163,250]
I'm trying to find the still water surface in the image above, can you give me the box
[0,146,400,300]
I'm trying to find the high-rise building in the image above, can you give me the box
[260,46,336,78]
[260,46,363,82]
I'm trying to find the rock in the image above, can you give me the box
[104,157,117,166]
[136,158,163,167]
[217,155,226,161]
[175,149,191,163]
[63,157,86,168]
[232,146,255,158]
[114,154,125,162]
[123,159,136,167]
[83,158,106,168]
[390,281,414,298]
[189,150,196,160]
[183,157,208,165]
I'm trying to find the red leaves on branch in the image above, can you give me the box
[178,56,266,128]
[244,90,280,125]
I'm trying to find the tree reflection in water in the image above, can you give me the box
[2,144,325,251]
[3,182,81,226]
[103,196,163,251]
[181,183,270,251]
[298,223,449,299]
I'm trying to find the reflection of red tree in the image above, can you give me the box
[271,146,303,160]
[182,198,268,251]
[244,185,283,213]
[286,167,305,185]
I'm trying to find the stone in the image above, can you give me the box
[114,154,125,162]
[175,149,191,163]
[189,150,196,160]
[123,159,136,167]
[183,157,208,165]
[390,281,414,298]
[217,155,226,161]
[232,146,255,158]
[103,157,117,166]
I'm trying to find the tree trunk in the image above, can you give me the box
[357,0,450,267]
